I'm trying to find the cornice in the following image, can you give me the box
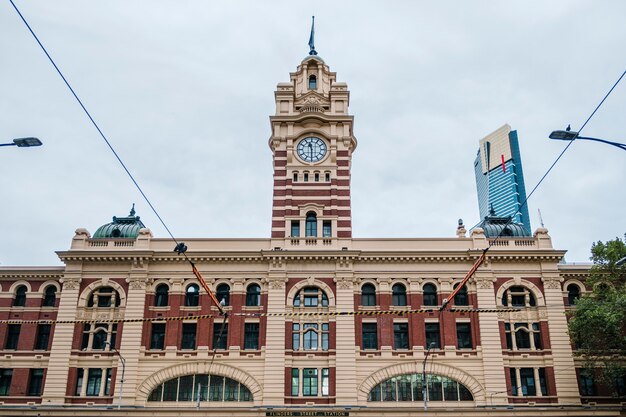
[0,267,65,279]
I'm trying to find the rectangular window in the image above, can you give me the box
[209,375,224,401]
[509,368,517,396]
[362,323,378,349]
[532,323,542,350]
[393,323,409,349]
[398,375,411,401]
[291,220,300,237]
[5,324,21,350]
[456,323,472,349]
[104,368,112,396]
[314,173,320,182]
[181,323,197,350]
[515,323,531,349]
[291,368,299,396]
[75,368,84,396]
[428,375,443,401]
[303,368,318,396]
[504,323,512,349]
[322,221,332,237]
[150,323,166,350]
[580,374,595,396]
[519,368,536,396]
[425,323,440,349]
[292,323,300,350]
[178,375,194,401]
[325,172,330,182]
[321,323,329,351]
[27,368,44,396]
[539,368,548,396]
[213,323,228,350]
[293,172,298,182]
[35,324,51,350]
[0,369,13,396]
[303,324,318,350]
[303,173,309,182]
[322,368,329,396]
[86,368,102,396]
[244,323,259,350]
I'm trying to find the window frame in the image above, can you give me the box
[361,283,377,306]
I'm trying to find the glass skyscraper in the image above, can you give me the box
[474,124,531,234]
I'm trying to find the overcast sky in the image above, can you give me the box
[1,1,625,266]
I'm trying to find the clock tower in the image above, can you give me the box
[269,51,357,245]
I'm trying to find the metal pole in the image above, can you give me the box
[106,342,125,409]
[423,342,435,411]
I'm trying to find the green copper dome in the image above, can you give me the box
[93,205,146,239]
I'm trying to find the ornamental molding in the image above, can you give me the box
[476,278,494,289]
[334,277,355,290]
[542,277,563,290]
[127,277,148,290]
[60,278,81,290]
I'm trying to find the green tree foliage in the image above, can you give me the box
[568,234,626,389]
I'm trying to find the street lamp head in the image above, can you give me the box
[549,130,579,141]
[13,137,42,147]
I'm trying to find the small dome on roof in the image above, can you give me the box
[93,204,146,239]
[472,205,531,238]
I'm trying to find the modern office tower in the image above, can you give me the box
[474,124,531,234]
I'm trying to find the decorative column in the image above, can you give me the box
[542,274,580,404]
[41,272,82,403]
[261,265,287,406]
[334,271,358,403]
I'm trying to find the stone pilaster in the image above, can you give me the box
[118,273,148,406]
[334,274,358,404]
[261,274,287,405]
[542,274,580,405]
[475,272,508,405]
[41,272,82,404]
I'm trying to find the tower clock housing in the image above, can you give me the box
[269,54,357,246]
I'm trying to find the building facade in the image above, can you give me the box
[474,125,531,233]
[0,50,624,417]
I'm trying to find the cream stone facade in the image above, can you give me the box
[0,51,624,417]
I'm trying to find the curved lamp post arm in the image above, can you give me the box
[549,130,626,151]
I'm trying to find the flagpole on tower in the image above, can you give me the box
[308,16,317,55]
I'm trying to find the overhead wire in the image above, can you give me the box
[442,69,626,310]
[9,0,225,316]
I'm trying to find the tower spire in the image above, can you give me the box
[308,16,317,55]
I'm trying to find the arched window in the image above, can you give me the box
[308,74,317,90]
[246,284,261,307]
[502,286,536,307]
[155,284,169,307]
[87,286,121,308]
[567,284,581,306]
[148,374,253,402]
[13,285,27,307]
[185,284,200,307]
[453,284,469,306]
[392,284,407,306]
[361,284,377,306]
[42,286,57,307]
[216,284,230,306]
[368,373,473,402]
[305,212,317,237]
[293,286,328,307]
[423,284,438,306]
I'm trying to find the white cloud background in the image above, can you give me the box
[1,0,625,266]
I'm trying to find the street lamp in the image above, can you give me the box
[105,342,125,409]
[422,342,436,411]
[549,129,626,151]
[0,137,42,148]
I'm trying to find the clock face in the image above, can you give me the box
[297,137,327,163]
